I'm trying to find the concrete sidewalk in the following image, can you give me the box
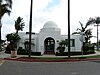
[0,51,100,59]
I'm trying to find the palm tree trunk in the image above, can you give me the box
[97,24,99,50]
[29,0,33,57]
[16,30,18,34]
[68,0,70,58]
[0,18,2,50]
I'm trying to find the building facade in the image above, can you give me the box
[18,21,82,55]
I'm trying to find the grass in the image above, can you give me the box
[96,50,100,52]
[35,54,100,60]
[17,55,100,60]
[18,57,67,60]
[79,55,100,59]
[4,55,100,62]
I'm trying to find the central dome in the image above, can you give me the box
[43,21,58,28]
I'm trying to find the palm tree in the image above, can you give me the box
[29,0,33,57]
[57,40,67,53]
[68,0,70,58]
[6,33,20,42]
[6,33,20,51]
[85,29,93,43]
[72,21,93,44]
[11,16,25,49]
[6,16,25,57]
[0,0,12,49]
[6,33,20,57]
[15,16,25,34]
[87,17,100,50]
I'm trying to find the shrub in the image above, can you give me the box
[5,44,11,53]
[83,44,94,51]
[83,50,95,54]
[17,47,28,55]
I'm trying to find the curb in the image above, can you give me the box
[4,57,100,62]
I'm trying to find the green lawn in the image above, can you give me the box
[79,55,100,59]
[28,55,100,60]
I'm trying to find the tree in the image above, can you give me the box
[57,40,67,53]
[15,17,25,34]
[85,29,93,43]
[24,40,35,51]
[72,21,93,44]
[6,17,25,50]
[29,0,33,57]
[6,33,20,50]
[87,17,100,50]
[0,0,12,49]
[6,33,20,42]
[68,0,70,58]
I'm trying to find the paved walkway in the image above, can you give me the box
[0,51,100,59]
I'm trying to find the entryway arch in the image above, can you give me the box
[44,37,55,54]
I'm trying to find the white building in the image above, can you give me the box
[18,21,82,55]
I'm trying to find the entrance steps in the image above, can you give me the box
[44,52,55,55]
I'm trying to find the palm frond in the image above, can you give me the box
[5,0,12,8]
[95,17,100,24]
[88,35,94,38]
[0,0,2,3]
[79,21,83,28]
[76,28,82,31]
[0,3,11,18]
[15,16,25,33]
[86,17,95,28]
[85,28,92,35]
[72,32,80,35]
[79,21,86,32]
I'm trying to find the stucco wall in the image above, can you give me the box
[38,28,61,54]
[18,21,82,54]
[18,32,82,54]
[59,35,82,52]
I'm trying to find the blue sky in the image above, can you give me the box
[44,0,61,11]
[1,0,100,43]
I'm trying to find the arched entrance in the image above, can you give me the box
[44,37,55,54]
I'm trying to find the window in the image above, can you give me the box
[66,39,75,47]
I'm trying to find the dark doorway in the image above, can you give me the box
[44,37,55,54]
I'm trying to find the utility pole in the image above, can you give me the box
[68,0,70,58]
[29,0,33,57]
[94,24,100,50]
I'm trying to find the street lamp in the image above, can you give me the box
[29,0,33,57]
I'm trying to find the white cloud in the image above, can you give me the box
[32,0,68,34]
[33,0,52,11]
[1,0,100,42]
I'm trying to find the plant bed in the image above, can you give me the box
[56,51,95,56]
[56,52,83,56]
[17,52,41,56]
[83,50,95,55]
[56,52,67,56]
[31,52,41,56]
